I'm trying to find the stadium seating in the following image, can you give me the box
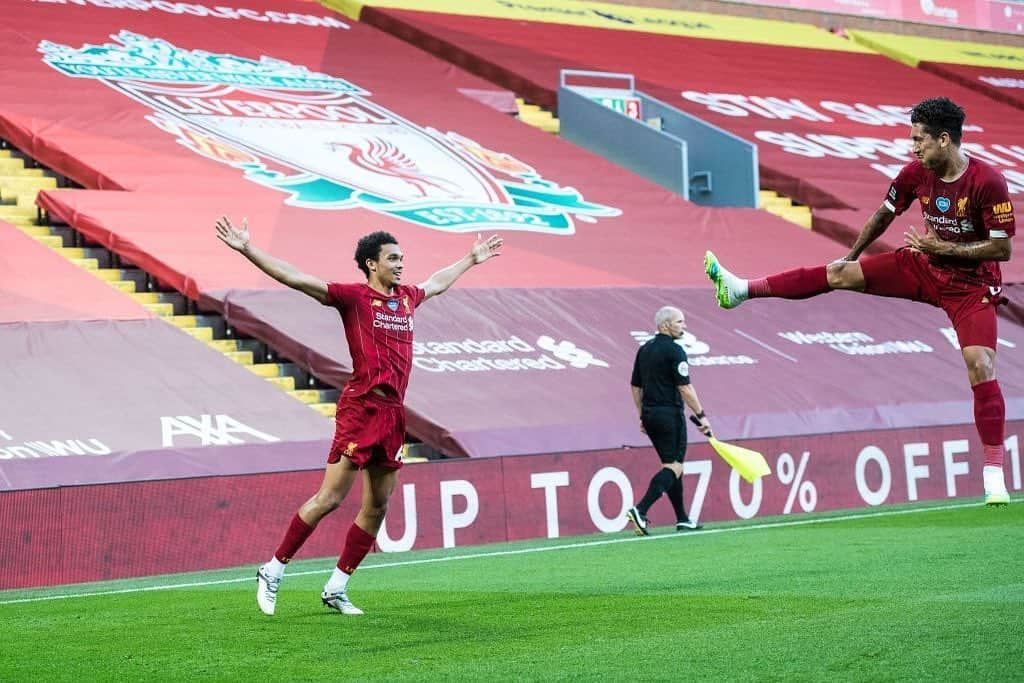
[346,1,1024,280]
[848,29,1024,111]
[1,0,1022,587]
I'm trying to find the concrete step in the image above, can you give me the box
[207,339,242,353]
[34,234,63,248]
[15,224,50,237]
[288,389,322,404]
[223,350,254,365]
[246,363,285,378]
[310,402,337,417]
[70,257,99,270]
[266,375,296,391]
[769,206,812,229]
[142,302,175,317]
[93,268,127,282]
[108,279,136,293]
[0,205,37,220]
[130,292,162,304]
[181,326,214,341]
[0,158,25,173]
[54,246,87,259]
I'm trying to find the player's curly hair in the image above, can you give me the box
[911,97,965,145]
[354,231,398,276]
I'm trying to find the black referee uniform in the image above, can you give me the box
[631,333,690,464]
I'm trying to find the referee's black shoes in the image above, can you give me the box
[626,506,649,536]
[676,520,704,532]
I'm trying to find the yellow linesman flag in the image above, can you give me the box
[709,437,771,484]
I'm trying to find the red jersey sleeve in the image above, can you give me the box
[884,161,924,215]
[405,285,426,310]
[324,282,360,309]
[977,167,1016,239]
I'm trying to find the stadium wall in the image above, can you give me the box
[2,421,1021,590]
[604,0,1024,43]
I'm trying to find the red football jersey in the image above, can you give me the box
[324,283,426,401]
[885,157,1015,286]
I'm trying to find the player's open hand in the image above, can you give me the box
[904,224,939,254]
[471,233,503,264]
[215,215,250,251]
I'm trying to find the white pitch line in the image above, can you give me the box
[733,328,799,362]
[0,499,1010,606]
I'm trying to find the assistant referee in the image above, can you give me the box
[626,306,713,535]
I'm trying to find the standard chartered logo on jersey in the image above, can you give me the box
[413,336,609,373]
[38,32,620,234]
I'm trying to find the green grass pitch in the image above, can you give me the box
[2,500,1020,681]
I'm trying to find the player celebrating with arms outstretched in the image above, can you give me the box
[705,97,1015,506]
[216,217,502,615]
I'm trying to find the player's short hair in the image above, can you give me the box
[354,231,398,276]
[654,306,682,330]
[911,97,965,145]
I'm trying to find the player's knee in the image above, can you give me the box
[362,500,389,522]
[965,355,995,383]
[312,490,344,513]
[826,261,860,289]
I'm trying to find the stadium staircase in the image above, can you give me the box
[1,143,342,420]
[515,97,560,135]
[759,189,812,229]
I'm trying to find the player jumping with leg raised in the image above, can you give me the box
[705,97,1014,506]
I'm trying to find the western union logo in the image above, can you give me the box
[993,201,1013,215]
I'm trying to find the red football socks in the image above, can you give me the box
[749,265,830,300]
[337,523,376,575]
[972,379,1005,465]
[274,513,314,564]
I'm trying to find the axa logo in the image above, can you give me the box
[160,414,280,447]
[39,32,620,235]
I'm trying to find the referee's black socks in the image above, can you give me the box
[637,467,677,514]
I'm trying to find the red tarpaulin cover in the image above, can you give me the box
[206,286,1024,458]
[0,318,333,470]
[360,8,1024,279]
[918,62,1024,111]
[0,221,150,323]
[1,0,1020,468]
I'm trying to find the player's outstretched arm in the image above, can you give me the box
[215,216,328,304]
[420,233,503,301]
[842,205,897,261]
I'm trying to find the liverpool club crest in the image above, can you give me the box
[39,32,620,235]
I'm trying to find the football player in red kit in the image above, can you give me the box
[216,217,502,615]
[705,97,1014,507]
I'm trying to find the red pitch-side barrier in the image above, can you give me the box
[2,421,1020,590]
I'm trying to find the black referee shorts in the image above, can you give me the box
[640,406,687,464]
